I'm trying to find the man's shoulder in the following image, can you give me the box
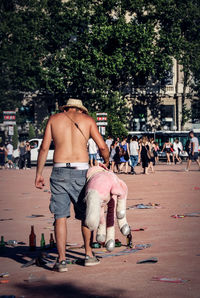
[49,113,64,120]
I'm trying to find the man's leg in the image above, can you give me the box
[82,224,100,266]
[94,156,98,166]
[55,218,67,262]
[133,156,138,171]
[186,158,192,171]
[81,223,93,257]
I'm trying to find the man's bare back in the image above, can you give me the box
[35,108,109,188]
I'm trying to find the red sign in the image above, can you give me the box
[4,115,16,120]
[3,111,16,125]
[97,117,107,121]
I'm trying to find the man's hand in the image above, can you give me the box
[35,174,45,189]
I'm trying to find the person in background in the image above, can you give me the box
[88,137,98,167]
[6,141,14,168]
[0,143,7,169]
[172,138,182,164]
[162,139,173,165]
[154,142,159,164]
[185,131,200,171]
[129,136,139,175]
[139,136,150,175]
[25,141,31,169]
[148,138,155,173]
[185,139,191,157]
[110,140,118,172]
[105,136,113,152]
[18,141,26,169]
[118,136,130,174]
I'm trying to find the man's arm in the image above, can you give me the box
[35,118,52,189]
[89,118,109,166]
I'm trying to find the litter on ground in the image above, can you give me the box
[152,276,189,283]
[171,212,200,218]
[96,244,151,258]
[127,203,160,210]
[137,257,158,264]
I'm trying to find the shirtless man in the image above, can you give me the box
[35,99,109,272]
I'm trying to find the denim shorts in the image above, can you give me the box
[49,167,87,220]
[89,153,97,160]
[7,154,13,161]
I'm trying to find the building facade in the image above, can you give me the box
[128,58,198,133]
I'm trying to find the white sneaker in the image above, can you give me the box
[185,168,189,172]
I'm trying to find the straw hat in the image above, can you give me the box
[59,98,88,114]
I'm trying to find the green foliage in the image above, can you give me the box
[40,117,49,135]
[1,0,200,132]
[12,125,19,149]
[106,113,128,140]
[28,124,36,139]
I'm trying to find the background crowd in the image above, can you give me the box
[0,140,31,169]
[0,131,199,172]
[88,131,200,174]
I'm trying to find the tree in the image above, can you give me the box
[1,0,199,132]
[28,124,36,139]
[12,125,19,149]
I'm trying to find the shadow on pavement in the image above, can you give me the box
[15,281,126,298]
[0,245,86,269]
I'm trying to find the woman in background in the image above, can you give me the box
[139,136,150,175]
[25,141,31,169]
[18,141,26,169]
[118,137,130,174]
[162,139,173,165]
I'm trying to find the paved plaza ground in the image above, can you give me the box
[0,163,200,298]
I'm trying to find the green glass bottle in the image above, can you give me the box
[0,236,5,248]
[40,233,45,249]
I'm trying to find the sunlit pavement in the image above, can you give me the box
[0,163,200,298]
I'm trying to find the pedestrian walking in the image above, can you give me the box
[185,131,200,171]
[105,136,113,152]
[88,138,98,167]
[6,141,14,168]
[154,142,159,164]
[25,141,31,169]
[148,138,155,173]
[172,138,182,164]
[139,136,150,175]
[18,141,26,169]
[110,140,118,172]
[118,137,130,174]
[129,136,139,174]
[35,98,109,272]
[162,139,173,165]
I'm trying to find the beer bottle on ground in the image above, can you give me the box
[29,226,36,251]
[49,233,55,248]
[40,233,46,249]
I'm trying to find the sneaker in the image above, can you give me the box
[53,259,68,272]
[84,254,100,267]
[185,168,189,172]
